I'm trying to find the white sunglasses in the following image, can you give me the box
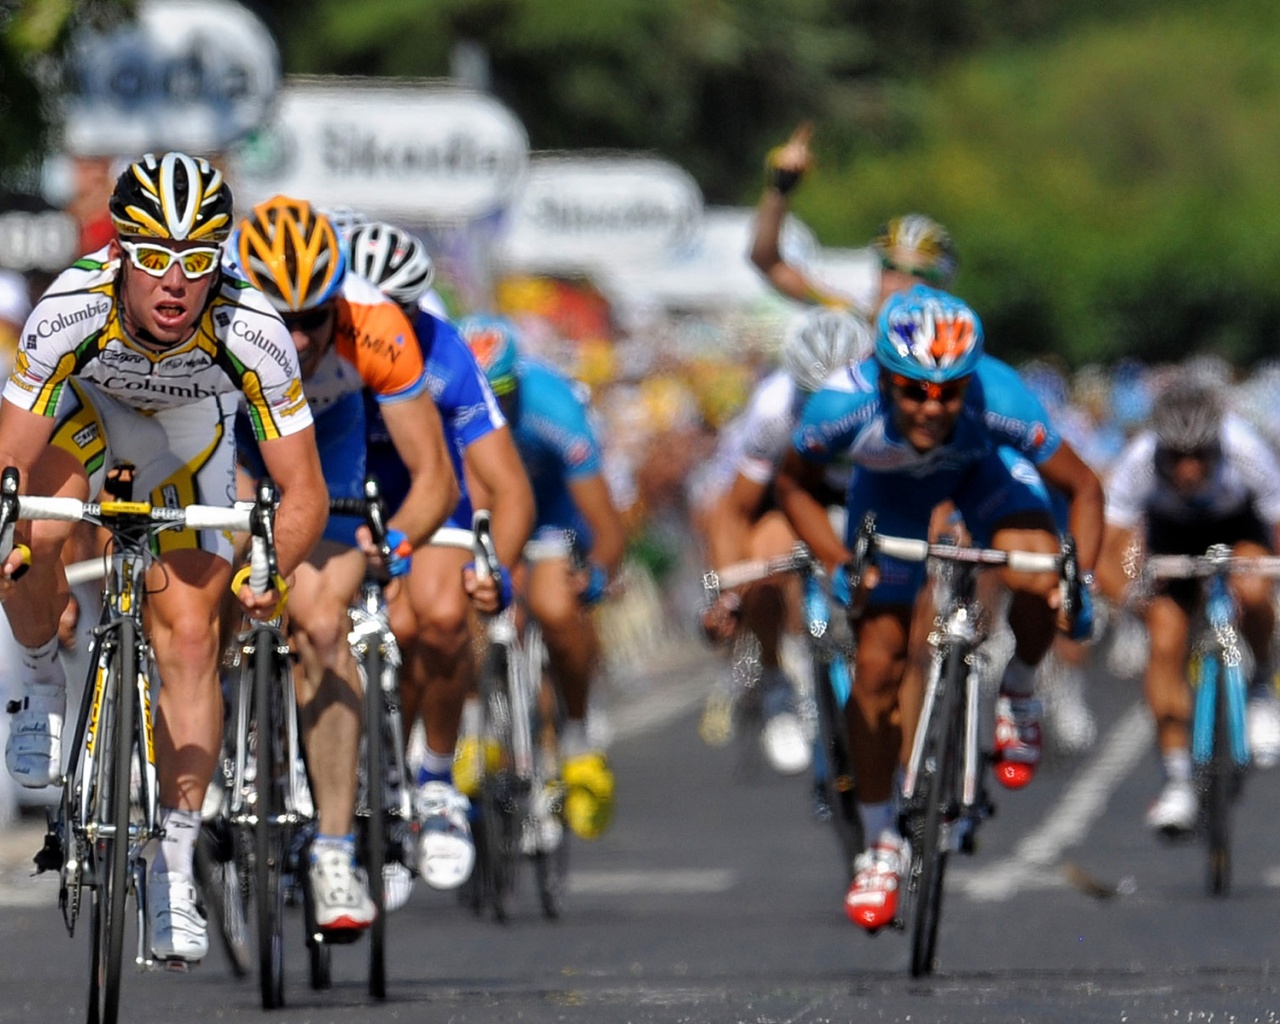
[120,240,221,280]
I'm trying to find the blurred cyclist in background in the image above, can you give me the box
[461,314,626,841]
[233,196,458,933]
[348,220,535,896]
[749,122,958,318]
[695,308,871,776]
[1096,370,1280,837]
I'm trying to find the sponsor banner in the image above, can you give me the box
[63,0,280,156]
[496,155,703,274]
[230,80,529,223]
[0,210,79,273]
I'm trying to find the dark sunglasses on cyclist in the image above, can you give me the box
[1157,442,1220,465]
[282,305,333,332]
[120,240,220,280]
[890,373,970,404]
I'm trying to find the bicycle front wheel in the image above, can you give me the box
[477,642,518,922]
[252,629,287,1009]
[360,641,388,999]
[1202,654,1233,896]
[87,622,137,1024]
[909,648,964,978]
[813,652,863,878]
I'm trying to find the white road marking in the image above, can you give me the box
[952,701,1153,901]
[569,869,737,896]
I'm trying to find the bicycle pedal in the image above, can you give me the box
[33,830,64,874]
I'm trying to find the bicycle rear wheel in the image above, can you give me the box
[252,629,287,1009]
[909,649,964,978]
[194,816,252,978]
[87,624,137,1024]
[477,642,518,922]
[1203,655,1232,896]
[360,642,388,999]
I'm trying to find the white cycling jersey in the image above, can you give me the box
[5,246,311,439]
[689,370,851,509]
[1105,413,1280,528]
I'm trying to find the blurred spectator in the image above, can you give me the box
[0,270,31,376]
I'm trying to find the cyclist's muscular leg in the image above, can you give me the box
[1144,595,1194,754]
[288,544,366,837]
[147,549,233,811]
[527,557,598,722]
[1230,540,1276,673]
[991,521,1060,666]
[847,606,912,804]
[741,511,799,672]
[404,545,474,758]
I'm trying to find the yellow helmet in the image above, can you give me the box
[233,195,347,312]
[109,152,233,243]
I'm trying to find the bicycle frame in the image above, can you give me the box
[1191,571,1250,771]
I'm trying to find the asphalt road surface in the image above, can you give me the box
[2,640,1280,1023]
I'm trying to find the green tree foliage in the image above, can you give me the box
[0,0,134,183]
[255,0,869,202]
[799,0,1280,366]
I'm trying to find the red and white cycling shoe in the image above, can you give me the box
[844,831,912,933]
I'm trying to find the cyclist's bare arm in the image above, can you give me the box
[379,390,459,548]
[0,402,63,578]
[776,448,850,572]
[256,424,328,581]
[706,472,768,573]
[1095,522,1138,604]
[461,426,535,567]
[1035,441,1104,569]
[568,473,626,577]
[748,122,841,307]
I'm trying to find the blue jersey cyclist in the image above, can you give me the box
[461,315,627,842]
[776,284,1102,933]
[351,220,535,897]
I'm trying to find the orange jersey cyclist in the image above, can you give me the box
[0,153,329,963]
[232,197,458,934]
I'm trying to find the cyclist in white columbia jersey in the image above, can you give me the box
[0,152,328,964]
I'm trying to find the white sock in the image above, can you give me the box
[857,801,896,845]
[1000,656,1037,697]
[1163,749,1192,785]
[152,807,201,879]
[20,636,65,693]
[561,719,589,759]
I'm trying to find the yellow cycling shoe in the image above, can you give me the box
[561,750,615,840]
[452,736,502,799]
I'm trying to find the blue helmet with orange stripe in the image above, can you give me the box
[457,314,520,396]
[874,284,983,384]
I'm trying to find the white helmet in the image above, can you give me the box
[347,221,436,307]
[781,308,871,393]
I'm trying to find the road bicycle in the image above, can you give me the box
[848,514,1079,977]
[309,477,417,998]
[7,463,270,1024]
[434,517,571,921]
[219,478,307,1010]
[703,544,863,875]
[1136,545,1280,896]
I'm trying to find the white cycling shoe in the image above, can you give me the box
[5,683,66,788]
[1145,779,1198,837]
[1247,688,1280,769]
[149,872,209,962]
[416,781,476,891]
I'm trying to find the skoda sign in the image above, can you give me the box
[497,156,704,273]
[63,0,280,155]
[230,80,529,224]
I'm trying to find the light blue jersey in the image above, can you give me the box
[793,354,1060,603]
[508,358,603,549]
